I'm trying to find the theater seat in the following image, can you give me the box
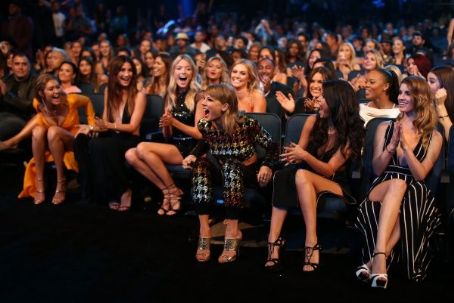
[141,94,165,141]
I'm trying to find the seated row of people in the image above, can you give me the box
[0,53,449,289]
[182,78,442,289]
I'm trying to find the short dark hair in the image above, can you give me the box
[12,50,30,62]
[412,31,425,40]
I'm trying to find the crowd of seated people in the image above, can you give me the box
[1,0,454,287]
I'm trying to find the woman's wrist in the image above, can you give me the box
[400,142,408,152]
[385,144,396,154]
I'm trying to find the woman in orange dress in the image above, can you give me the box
[18,73,95,205]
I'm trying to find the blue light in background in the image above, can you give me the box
[180,0,194,18]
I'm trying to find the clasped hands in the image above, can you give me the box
[388,121,410,153]
[280,142,307,165]
[75,117,109,136]
[159,111,174,128]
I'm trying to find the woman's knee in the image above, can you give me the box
[295,169,312,186]
[136,142,152,159]
[47,125,61,142]
[387,179,407,194]
[32,125,46,140]
[125,148,138,165]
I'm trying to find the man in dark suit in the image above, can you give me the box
[257,57,294,123]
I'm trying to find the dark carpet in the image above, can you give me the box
[0,164,453,303]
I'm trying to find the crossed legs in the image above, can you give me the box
[367,179,406,275]
[126,142,183,214]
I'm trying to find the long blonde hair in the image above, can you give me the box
[230,59,260,92]
[398,76,437,148]
[165,54,200,112]
[204,83,239,134]
[201,56,229,89]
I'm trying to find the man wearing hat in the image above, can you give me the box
[169,32,197,58]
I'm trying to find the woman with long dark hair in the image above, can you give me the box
[76,55,146,210]
[426,65,454,141]
[264,80,365,272]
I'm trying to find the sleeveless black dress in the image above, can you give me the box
[272,147,355,209]
[88,106,141,204]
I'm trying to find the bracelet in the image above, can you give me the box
[439,114,449,118]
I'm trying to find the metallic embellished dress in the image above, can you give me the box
[168,90,196,157]
[190,115,279,219]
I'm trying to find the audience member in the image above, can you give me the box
[355,76,442,287]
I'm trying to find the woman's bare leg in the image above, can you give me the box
[1,115,39,149]
[125,147,166,190]
[265,206,288,265]
[295,169,343,271]
[136,142,183,187]
[368,179,406,274]
[31,125,47,204]
[47,125,74,204]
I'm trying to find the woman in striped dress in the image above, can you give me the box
[355,76,443,288]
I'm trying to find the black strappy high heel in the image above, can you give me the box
[302,243,321,272]
[264,237,285,272]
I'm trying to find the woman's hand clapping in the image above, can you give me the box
[280,142,307,165]
[159,111,173,128]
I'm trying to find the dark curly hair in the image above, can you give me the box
[307,80,365,161]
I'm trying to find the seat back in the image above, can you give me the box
[245,112,282,158]
[360,117,394,198]
[141,94,165,140]
[79,93,104,124]
[425,123,446,195]
[284,114,311,146]
[447,125,454,174]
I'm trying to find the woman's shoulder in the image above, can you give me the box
[306,114,317,124]
[430,128,443,144]
[251,88,264,97]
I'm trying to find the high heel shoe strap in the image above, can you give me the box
[223,238,240,251]
[197,237,211,250]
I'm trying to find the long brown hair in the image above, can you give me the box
[430,65,454,123]
[106,56,138,122]
[147,52,172,97]
[399,76,437,148]
[204,83,239,134]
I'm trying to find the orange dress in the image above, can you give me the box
[18,94,96,199]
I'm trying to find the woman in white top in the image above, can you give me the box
[360,68,400,126]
